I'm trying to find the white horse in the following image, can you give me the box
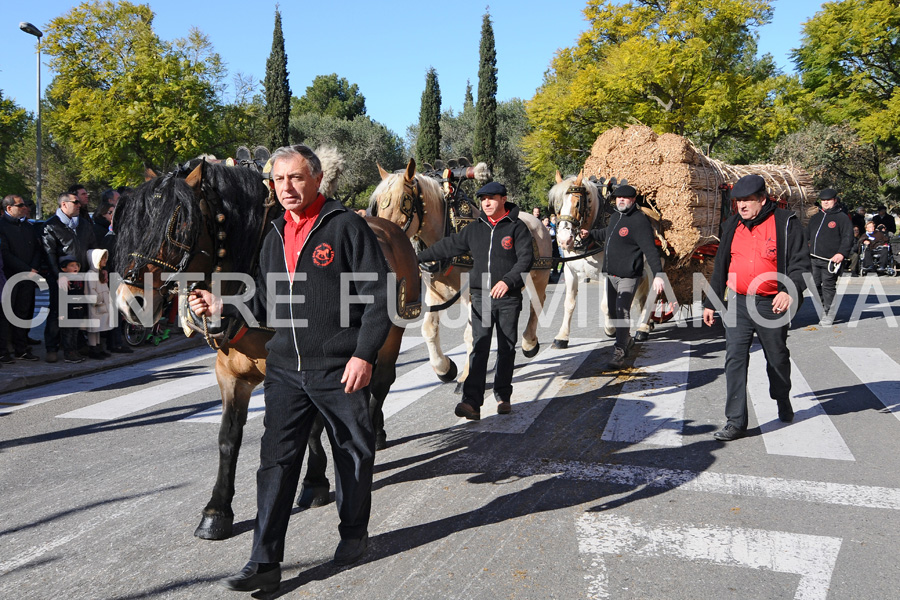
[549,171,656,349]
[371,158,553,384]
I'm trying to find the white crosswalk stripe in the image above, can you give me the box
[748,344,855,461]
[832,346,900,414]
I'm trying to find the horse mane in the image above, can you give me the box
[368,171,444,213]
[114,162,271,277]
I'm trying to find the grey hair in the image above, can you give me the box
[58,192,74,206]
[270,144,322,177]
[2,194,23,209]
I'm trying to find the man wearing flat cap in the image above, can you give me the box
[580,184,665,370]
[702,174,810,442]
[807,188,853,326]
[417,181,532,420]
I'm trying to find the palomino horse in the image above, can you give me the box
[549,171,657,348]
[370,158,552,385]
[113,156,420,540]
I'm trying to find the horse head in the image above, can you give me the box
[550,170,599,253]
[370,158,445,245]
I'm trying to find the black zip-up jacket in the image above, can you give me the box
[416,202,532,295]
[41,213,97,277]
[235,199,392,372]
[585,203,663,278]
[0,213,41,276]
[807,203,853,260]
[703,201,810,310]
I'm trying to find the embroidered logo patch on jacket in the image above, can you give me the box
[618,227,629,237]
[312,243,334,267]
[828,221,837,229]
[501,236,513,250]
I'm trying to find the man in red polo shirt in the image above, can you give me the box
[702,174,811,442]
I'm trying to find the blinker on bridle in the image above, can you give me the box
[558,185,588,229]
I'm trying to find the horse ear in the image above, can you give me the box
[144,168,157,181]
[575,170,584,186]
[184,162,204,193]
[377,163,391,181]
[405,158,417,181]
[555,170,563,184]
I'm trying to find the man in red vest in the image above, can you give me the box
[702,175,811,442]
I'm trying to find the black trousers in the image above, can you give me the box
[605,275,638,351]
[810,257,840,313]
[863,244,890,269]
[464,291,522,407]
[723,294,791,431]
[250,364,375,564]
[44,279,60,352]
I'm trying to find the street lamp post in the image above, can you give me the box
[19,21,43,219]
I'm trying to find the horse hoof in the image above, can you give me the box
[375,432,388,451]
[604,328,616,338]
[296,485,331,510]
[194,513,233,540]
[552,339,569,349]
[437,360,458,383]
[634,331,649,342]
[522,342,540,358]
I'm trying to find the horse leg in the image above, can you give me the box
[194,362,254,540]
[370,325,403,450]
[296,413,332,509]
[553,266,579,349]
[633,268,653,342]
[423,288,458,383]
[521,270,548,358]
[454,296,474,394]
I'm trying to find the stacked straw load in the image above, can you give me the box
[583,126,817,303]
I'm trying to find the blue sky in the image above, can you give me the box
[1,0,825,139]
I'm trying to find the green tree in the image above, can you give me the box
[416,68,441,166]
[473,11,499,169]
[264,8,291,149]
[523,0,800,175]
[464,80,474,111]
[292,74,366,120]
[43,1,235,185]
[290,113,405,205]
[0,90,29,195]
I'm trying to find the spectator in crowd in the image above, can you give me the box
[68,184,92,221]
[872,205,896,235]
[417,181,533,420]
[92,201,115,244]
[702,174,810,442]
[532,206,541,219]
[859,221,892,273]
[57,255,86,364]
[101,188,120,208]
[847,225,862,276]
[98,190,131,354]
[0,249,8,364]
[851,206,867,232]
[84,248,113,359]
[0,195,41,361]
[580,185,665,370]
[41,192,98,363]
[806,188,853,326]
[549,214,561,281]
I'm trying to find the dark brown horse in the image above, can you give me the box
[112,156,420,540]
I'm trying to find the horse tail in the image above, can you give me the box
[316,146,345,198]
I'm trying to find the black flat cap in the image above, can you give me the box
[730,174,766,199]
[475,181,507,197]
[613,185,637,198]
[819,188,838,200]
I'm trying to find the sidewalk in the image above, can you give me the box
[0,330,209,395]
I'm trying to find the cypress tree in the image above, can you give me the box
[416,67,441,166]
[264,8,291,150]
[473,11,498,169]
[464,79,474,111]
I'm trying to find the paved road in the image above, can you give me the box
[1,276,899,599]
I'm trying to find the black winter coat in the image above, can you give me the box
[0,213,41,276]
[42,213,98,277]
[586,203,663,279]
[807,204,854,259]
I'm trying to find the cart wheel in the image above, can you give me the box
[122,321,147,346]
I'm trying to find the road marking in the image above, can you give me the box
[0,347,213,415]
[832,347,900,415]
[748,344,854,461]
[601,340,690,446]
[381,343,469,420]
[577,513,841,600]
[57,369,218,420]
[461,338,604,433]
[454,455,900,511]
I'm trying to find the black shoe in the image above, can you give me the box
[64,351,85,364]
[334,533,368,566]
[26,337,41,345]
[454,402,481,421]
[0,354,13,365]
[777,400,794,423]
[16,352,39,362]
[88,347,108,360]
[713,424,746,441]
[219,561,280,593]
[496,401,511,414]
